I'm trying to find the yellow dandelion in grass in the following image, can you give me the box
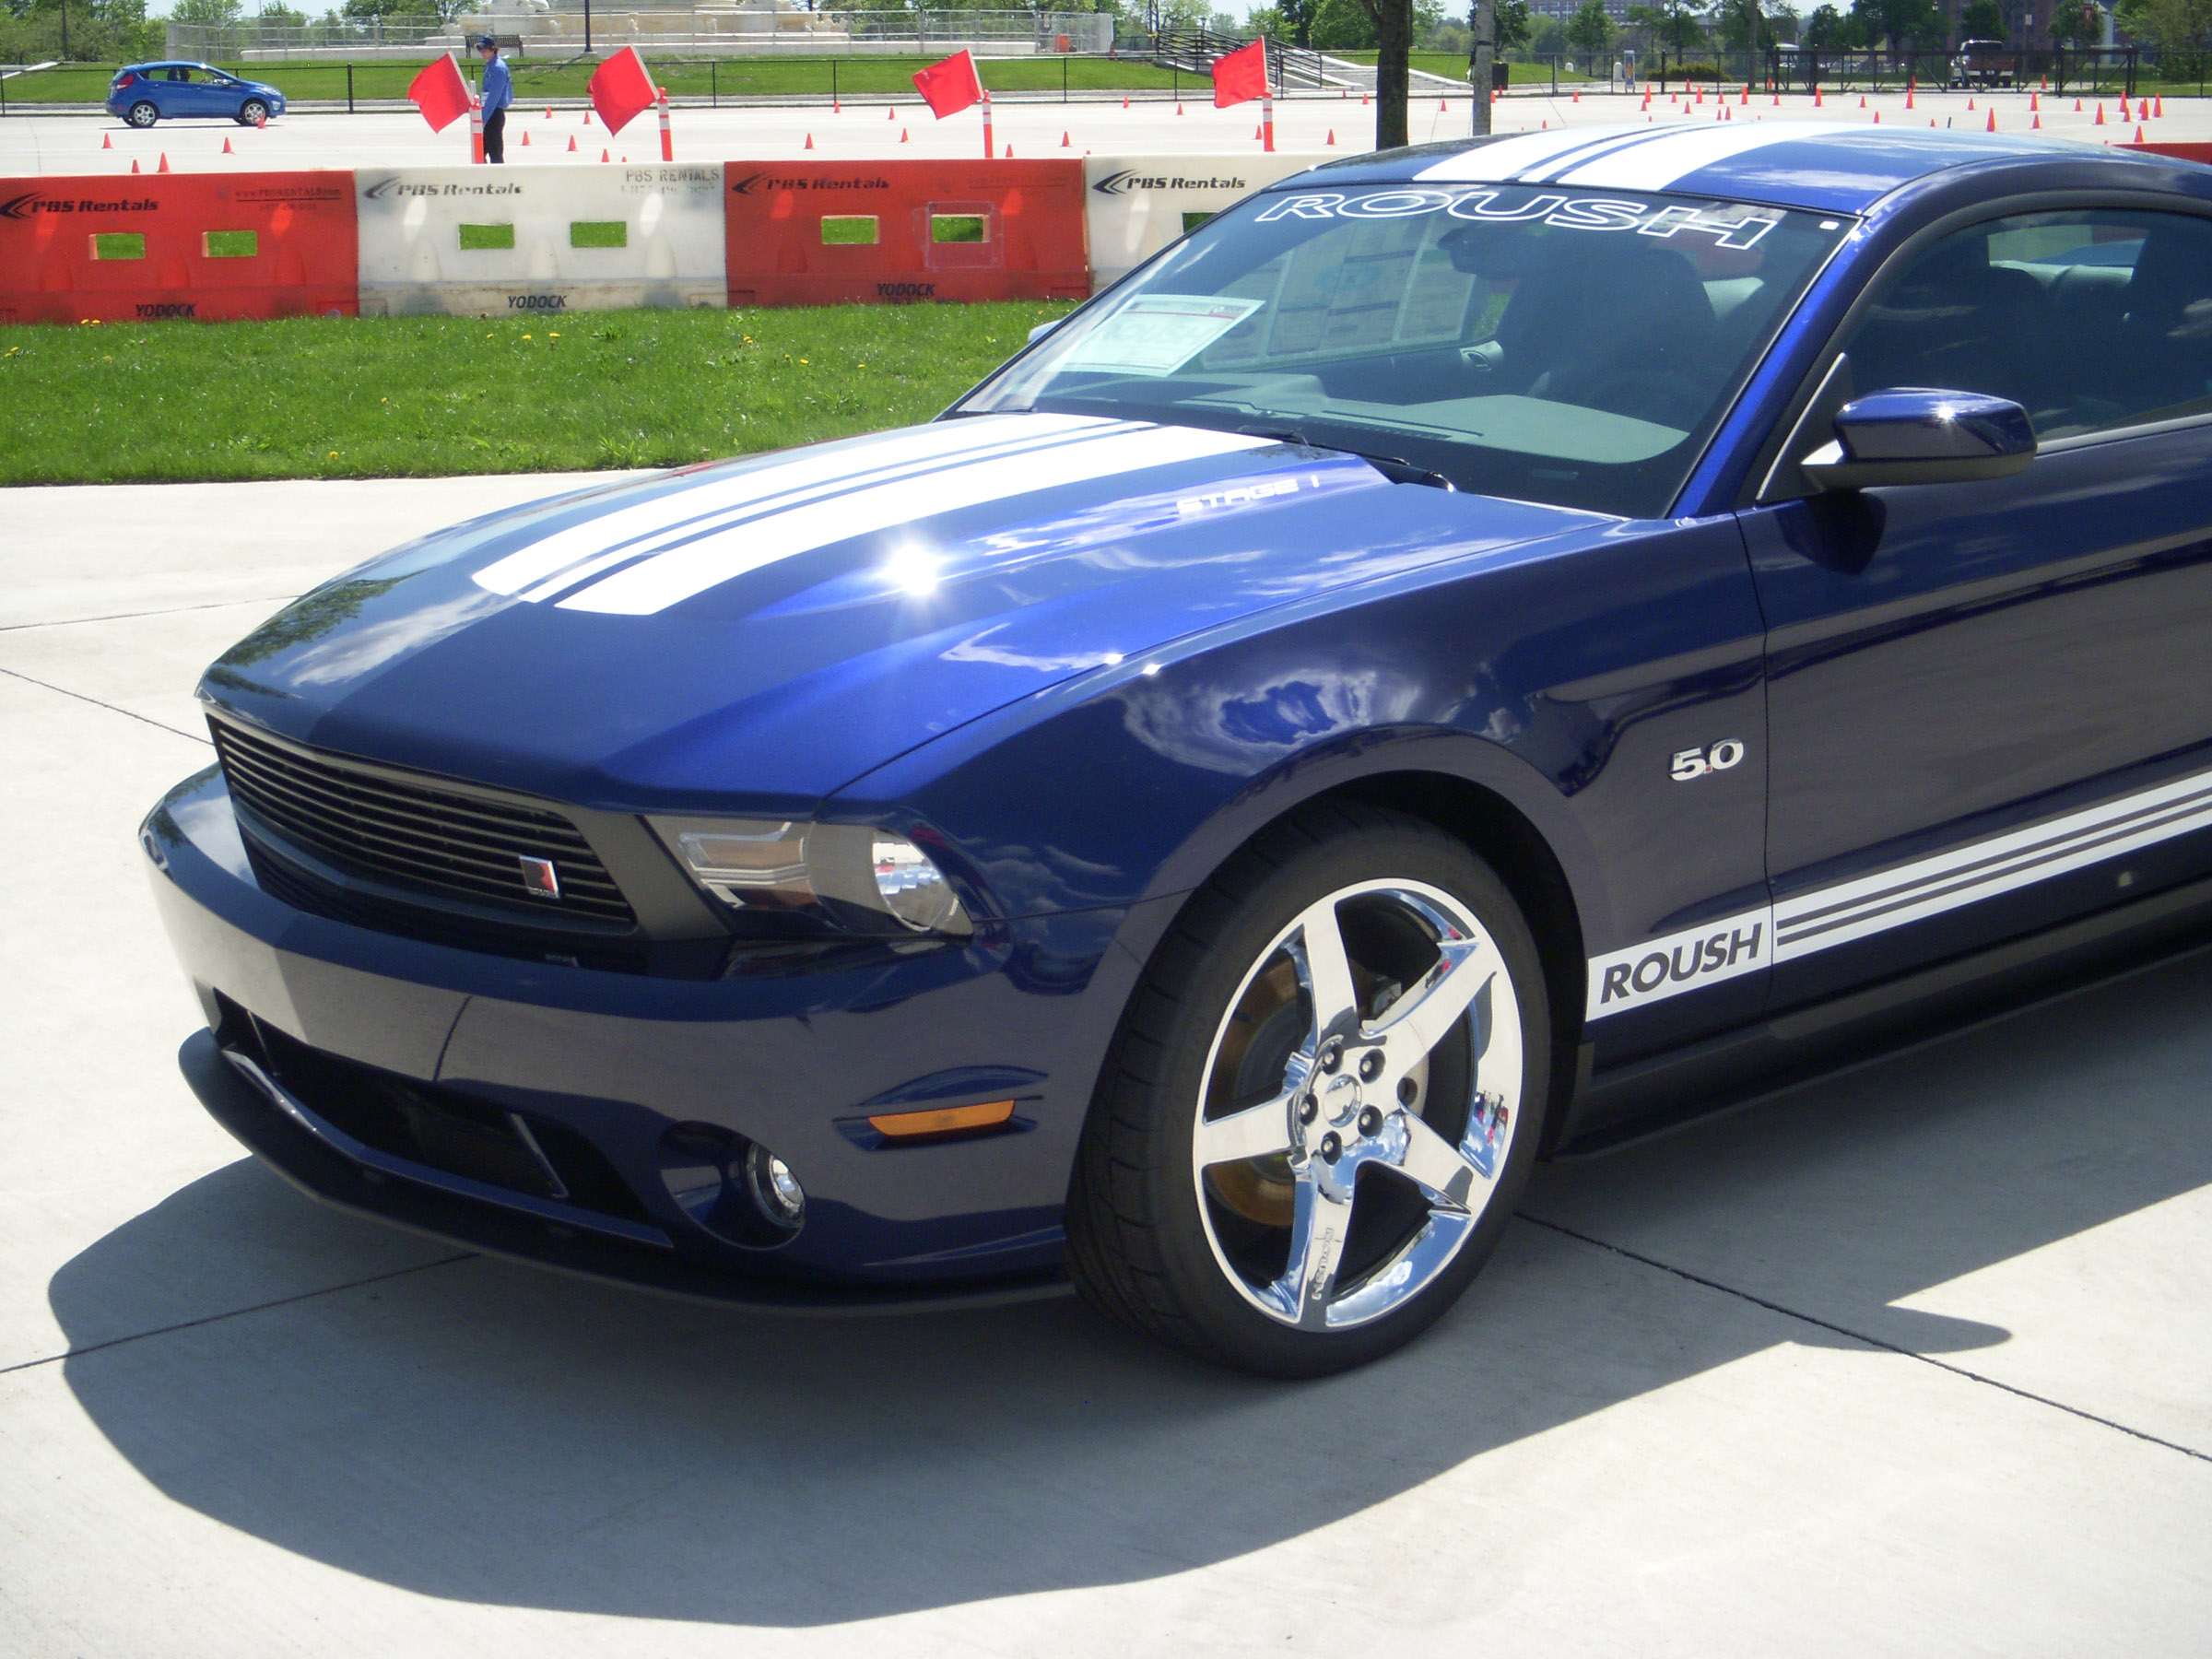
[522,333,533,340]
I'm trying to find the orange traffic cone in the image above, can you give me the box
[1122,96,1129,110]
[1254,124,1263,139]
[804,133,813,149]
[1361,92,1369,106]
[568,135,577,151]
[888,106,895,119]
[2032,112,2041,128]
[2076,98,2084,112]
[584,109,593,124]
[1696,85,1704,103]
[2030,90,2039,111]
[1988,108,1997,130]
[1906,88,1915,109]
[1004,141,1013,157]
[1815,87,1823,106]
[1874,110,1881,123]
[522,129,531,147]
[1326,129,1335,145]
[1572,88,1580,102]
[101,132,112,148]
[1176,102,1185,115]
[157,152,170,172]
[600,147,610,161]
[2095,101,2105,124]
[222,136,232,153]
[2155,95,2165,117]
[900,127,910,142]
[1061,131,1070,147]
[130,158,140,172]
[2136,123,2147,142]
[1741,85,1749,103]
[1968,96,1975,109]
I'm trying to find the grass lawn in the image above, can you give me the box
[8,55,1182,108]
[0,300,1072,485]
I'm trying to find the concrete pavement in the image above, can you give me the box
[3,475,2210,1654]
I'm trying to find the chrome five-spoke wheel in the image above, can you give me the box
[1068,801,1550,1377]
[1193,877,1520,1333]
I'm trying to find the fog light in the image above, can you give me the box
[657,1122,803,1246]
[747,1143,806,1227]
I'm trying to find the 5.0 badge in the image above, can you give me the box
[1670,739,1747,782]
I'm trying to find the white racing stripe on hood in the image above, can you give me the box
[472,413,1116,599]
[558,423,1280,617]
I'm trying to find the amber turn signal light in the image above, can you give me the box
[866,1100,1017,1138]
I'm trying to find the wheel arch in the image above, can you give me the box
[1103,731,1600,1156]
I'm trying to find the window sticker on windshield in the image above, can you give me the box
[1061,295,1265,376]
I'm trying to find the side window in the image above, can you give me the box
[1836,208,2212,441]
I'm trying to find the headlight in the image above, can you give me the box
[650,816,971,937]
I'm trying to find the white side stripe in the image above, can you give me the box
[558,424,1278,616]
[1772,769,2212,958]
[472,414,1114,600]
[1586,764,2212,1021]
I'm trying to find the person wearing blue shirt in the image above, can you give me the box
[476,36,512,164]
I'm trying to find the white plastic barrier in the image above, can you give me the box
[1083,156,1328,290]
[354,164,726,317]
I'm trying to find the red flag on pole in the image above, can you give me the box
[589,46,658,136]
[406,53,473,133]
[1212,39,1266,108]
[913,49,984,119]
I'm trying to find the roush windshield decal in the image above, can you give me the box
[1253,187,1782,249]
[1587,764,2212,1019]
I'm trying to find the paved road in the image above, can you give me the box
[1,87,2203,174]
[3,475,2210,1654]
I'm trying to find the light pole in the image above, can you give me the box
[1471,0,1495,134]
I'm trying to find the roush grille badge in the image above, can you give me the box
[518,855,561,900]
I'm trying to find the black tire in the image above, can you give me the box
[238,100,268,126]
[1067,800,1552,1378]
[127,101,158,129]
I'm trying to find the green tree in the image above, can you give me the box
[1566,0,1615,58]
[1496,0,1532,49]
[1714,0,1776,49]
[1627,0,1709,55]
[1957,0,2004,37]
[1801,3,1858,44]
[1312,0,1377,46]
[2050,0,2105,40]
[2114,0,2212,68]
[171,0,241,21]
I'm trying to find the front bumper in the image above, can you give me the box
[145,766,1157,1307]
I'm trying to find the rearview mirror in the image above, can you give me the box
[1803,388,2035,490]
[1027,318,1064,347]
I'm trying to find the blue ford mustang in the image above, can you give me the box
[108,62,286,128]
[145,125,2212,1375]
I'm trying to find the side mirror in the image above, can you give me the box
[1026,318,1064,347]
[1803,388,2035,490]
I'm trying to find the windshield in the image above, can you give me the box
[958,180,1852,517]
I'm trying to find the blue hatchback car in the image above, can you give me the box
[109,61,286,128]
[145,125,2212,1376]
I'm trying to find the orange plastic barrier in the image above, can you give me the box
[723,159,1088,307]
[2124,141,2212,164]
[0,171,356,325]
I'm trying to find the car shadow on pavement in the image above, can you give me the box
[47,947,2212,1627]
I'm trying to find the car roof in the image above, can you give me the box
[124,61,221,72]
[1301,122,2175,215]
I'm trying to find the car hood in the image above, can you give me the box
[202,413,1595,814]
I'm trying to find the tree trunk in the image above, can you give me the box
[1360,0,1414,148]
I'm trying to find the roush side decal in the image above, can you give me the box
[1586,764,2212,1021]
[1586,908,1770,1018]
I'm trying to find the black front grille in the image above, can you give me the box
[211,719,635,928]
